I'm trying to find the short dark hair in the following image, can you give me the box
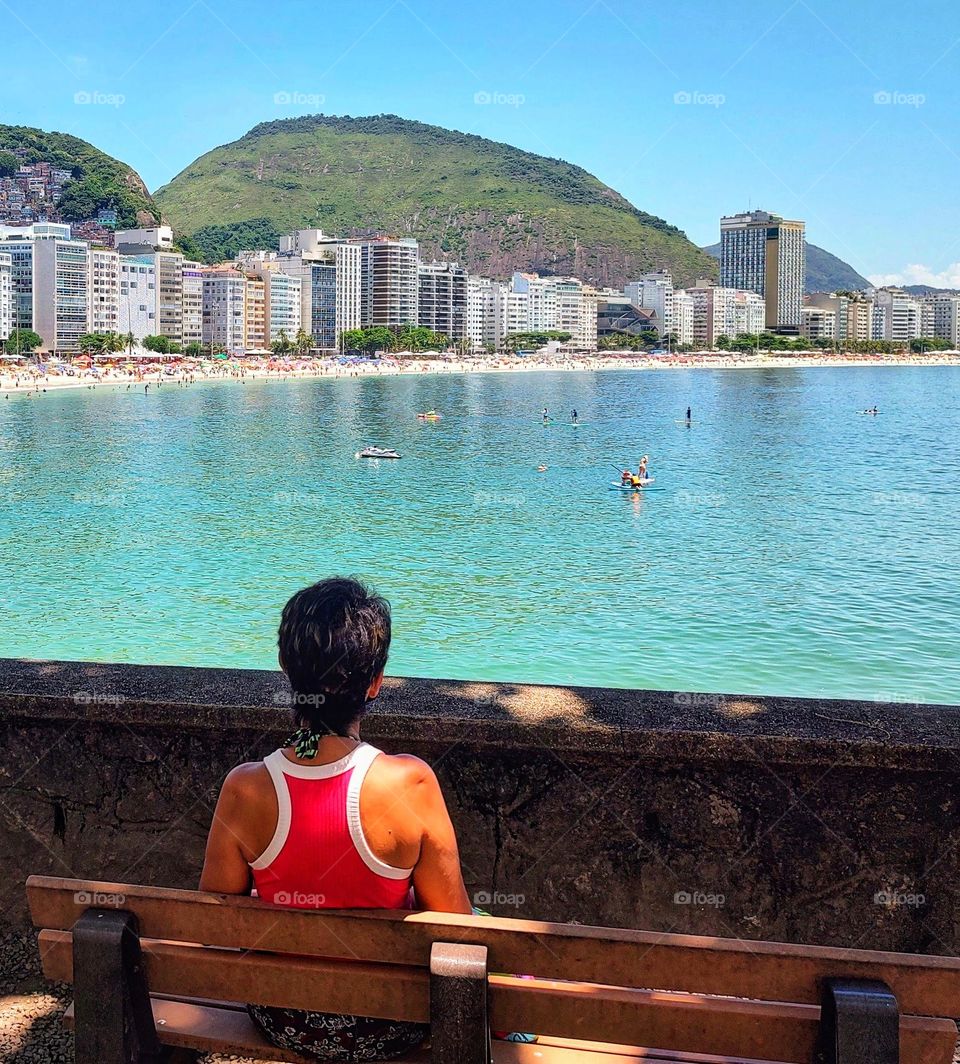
[278,577,391,735]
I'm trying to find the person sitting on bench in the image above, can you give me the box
[200,576,473,1060]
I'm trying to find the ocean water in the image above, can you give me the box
[1,366,958,704]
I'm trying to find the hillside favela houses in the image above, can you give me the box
[1,208,960,359]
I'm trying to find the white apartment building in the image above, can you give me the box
[720,210,805,328]
[0,251,12,341]
[869,288,921,341]
[624,272,674,337]
[181,262,204,347]
[510,272,597,349]
[502,289,529,337]
[671,290,695,346]
[114,226,174,254]
[267,271,302,343]
[87,247,120,335]
[202,268,247,354]
[119,255,157,341]
[274,231,362,348]
[805,293,874,344]
[418,261,467,341]
[1,224,90,353]
[466,275,504,351]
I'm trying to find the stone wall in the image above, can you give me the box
[2,657,959,956]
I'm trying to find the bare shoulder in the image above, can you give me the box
[367,751,440,792]
[219,760,272,802]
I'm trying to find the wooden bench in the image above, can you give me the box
[27,875,960,1064]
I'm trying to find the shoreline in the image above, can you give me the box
[3,350,960,396]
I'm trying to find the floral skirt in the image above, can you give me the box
[248,1003,428,1062]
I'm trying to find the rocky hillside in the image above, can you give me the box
[155,114,716,286]
[0,125,157,228]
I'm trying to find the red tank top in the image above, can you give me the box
[250,743,414,909]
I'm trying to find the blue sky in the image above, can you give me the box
[3,0,959,283]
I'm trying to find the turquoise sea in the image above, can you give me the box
[1,366,959,703]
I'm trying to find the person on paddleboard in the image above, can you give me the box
[685,406,691,423]
[571,408,579,424]
[639,455,650,480]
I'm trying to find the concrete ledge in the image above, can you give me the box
[2,657,960,956]
[1,657,958,769]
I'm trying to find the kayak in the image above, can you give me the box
[357,447,402,459]
[611,478,655,490]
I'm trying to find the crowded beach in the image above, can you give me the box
[3,347,960,396]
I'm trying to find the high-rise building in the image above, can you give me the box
[624,272,674,337]
[235,257,303,345]
[0,223,90,353]
[919,294,960,347]
[418,261,467,341]
[358,237,419,329]
[244,275,267,352]
[690,280,766,347]
[87,247,120,336]
[800,305,837,341]
[119,255,157,341]
[671,290,695,347]
[868,288,921,341]
[0,251,11,341]
[154,251,184,342]
[466,275,504,351]
[202,266,247,354]
[510,272,597,349]
[273,231,361,348]
[720,210,805,328]
[181,262,204,347]
[502,289,529,337]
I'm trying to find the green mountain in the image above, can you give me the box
[702,241,869,294]
[0,125,157,228]
[154,114,716,285]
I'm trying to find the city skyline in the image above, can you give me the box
[2,0,959,284]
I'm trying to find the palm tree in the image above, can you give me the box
[294,329,314,356]
[125,331,136,359]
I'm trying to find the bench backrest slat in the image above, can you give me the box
[27,876,960,1018]
[42,929,956,1064]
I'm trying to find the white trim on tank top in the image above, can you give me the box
[248,744,413,879]
[345,744,414,880]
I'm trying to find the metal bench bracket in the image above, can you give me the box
[72,908,162,1064]
[819,978,899,1064]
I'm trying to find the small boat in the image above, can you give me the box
[610,478,655,490]
[416,411,442,420]
[356,447,402,460]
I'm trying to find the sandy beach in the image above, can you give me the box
[2,349,960,396]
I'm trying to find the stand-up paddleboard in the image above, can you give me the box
[674,419,695,424]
